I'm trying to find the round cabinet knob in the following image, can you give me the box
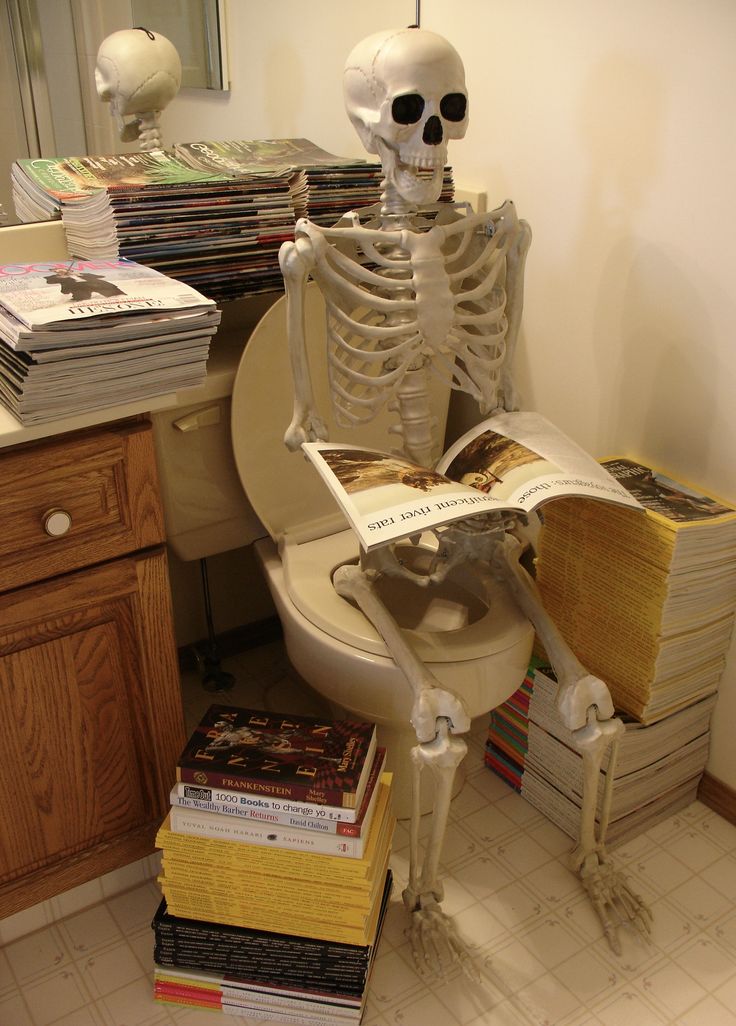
[43,508,72,537]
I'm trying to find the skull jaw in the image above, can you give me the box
[377,140,445,208]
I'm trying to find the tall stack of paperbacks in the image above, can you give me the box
[486,458,736,846]
[154,703,393,1022]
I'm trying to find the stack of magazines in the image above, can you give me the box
[12,149,296,303]
[11,139,455,302]
[536,458,736,723]
[153,704,393,1021]
[486,657,718,846]
[0,258,220,425]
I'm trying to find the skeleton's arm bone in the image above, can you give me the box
[499,216,532,411]
[494,534,614,730]
[279,239,329,450]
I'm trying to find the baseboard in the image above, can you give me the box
[697,771,736,825]
[178,615,283,671]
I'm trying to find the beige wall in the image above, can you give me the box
[67,1,736,788]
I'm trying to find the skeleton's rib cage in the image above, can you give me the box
[298,199,526,430]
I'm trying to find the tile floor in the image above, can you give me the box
[2,641,736,1026]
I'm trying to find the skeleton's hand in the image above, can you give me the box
[557,673,614,732]
[284,409,329,451]
[411,685,470,744]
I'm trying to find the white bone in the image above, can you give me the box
[344,28,468,207]
[279,201,529,461]
[277,26,651,969]
[95,28,181,150]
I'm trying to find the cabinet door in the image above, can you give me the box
[0,548,184,916]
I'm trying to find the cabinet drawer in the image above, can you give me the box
[0,420,166,590]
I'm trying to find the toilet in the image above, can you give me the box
[230,284,535,816]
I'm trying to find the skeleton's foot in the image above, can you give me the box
[574,849,652,955]
[404,894,479,981]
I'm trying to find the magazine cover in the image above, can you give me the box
[602,458,736,526]
[174,137,367,176]
[14,150,228,202]
[0,259,214,330]
[302,411,643,551]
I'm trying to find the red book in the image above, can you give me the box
[176,705,377,808]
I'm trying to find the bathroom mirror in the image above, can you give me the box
[130,0,230,91]
[0,0,230,224]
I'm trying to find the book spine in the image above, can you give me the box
[176,764,357,809]
[169,807,366,858]
[170,791,362,831]
[172,747,384,831]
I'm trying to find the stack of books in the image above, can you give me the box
[0,258,219,424]
[486,657,718,846]
[154,704,393,1022]
[535,458,736,723]
[11,140,454,304]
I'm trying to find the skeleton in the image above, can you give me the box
[95,28,181,150]
[279,27,651,974]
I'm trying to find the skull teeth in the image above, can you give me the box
[400,155,445,171]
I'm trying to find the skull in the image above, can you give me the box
[343,28,468,206]
[95,28,181,140]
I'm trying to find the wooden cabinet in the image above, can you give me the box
[0,419,185,918]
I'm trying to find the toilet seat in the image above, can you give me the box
[280,527,533,662]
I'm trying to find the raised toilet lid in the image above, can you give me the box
[231,284,452,542]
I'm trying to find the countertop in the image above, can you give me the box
[0,218,281,451]
[0,292,280,451]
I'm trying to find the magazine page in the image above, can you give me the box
[0,259,214,330]
[303,412,641,551]
[437,412,642,509]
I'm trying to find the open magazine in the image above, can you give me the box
[302,411,643,551]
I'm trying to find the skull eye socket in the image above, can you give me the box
[440,93,467,122]
[392,93,425,125]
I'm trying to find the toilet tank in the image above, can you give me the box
[152,295,276,561]
[152,394,266,561]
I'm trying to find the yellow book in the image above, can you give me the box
[160,844,392,946]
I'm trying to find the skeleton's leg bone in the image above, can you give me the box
[332,563,470,742]
[403,720,477,979]
[402,718,467,910]
[494,534,652,952]
[569,711,652,953]
[332,562,478,977]
[570,709,624,867]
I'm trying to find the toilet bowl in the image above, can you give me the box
[231,285,534,816]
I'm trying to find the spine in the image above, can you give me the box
[169,791,358,830]
[176,764,357,808]
[169,806,367,858]
[171,748,384,828]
